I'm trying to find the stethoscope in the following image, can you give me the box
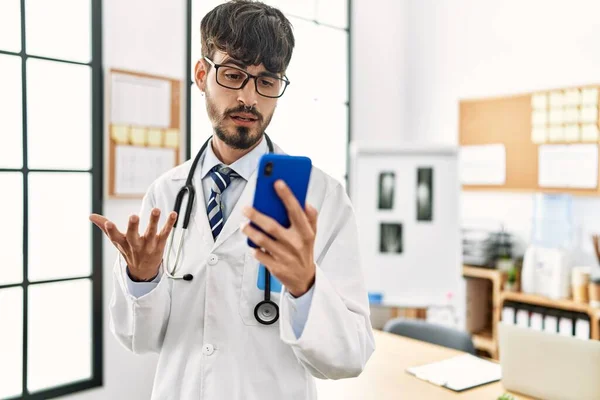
[164,133,279,325]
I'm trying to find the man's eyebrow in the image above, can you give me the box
[221,57,247,69]
[221,57,282,79]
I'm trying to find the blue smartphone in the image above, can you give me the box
[247,154,312,249]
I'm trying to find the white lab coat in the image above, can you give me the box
[109,142,375,400]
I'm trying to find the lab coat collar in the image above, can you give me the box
[169,134,284,250]
[200,135,268,182]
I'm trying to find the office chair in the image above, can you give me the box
[383,318,477,355]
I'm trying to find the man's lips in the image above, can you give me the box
[230,112,259,121]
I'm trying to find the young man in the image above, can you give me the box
[90,1,374,399]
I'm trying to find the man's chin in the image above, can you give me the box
[214,126,262,150]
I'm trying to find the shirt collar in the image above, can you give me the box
[200,135,268,181]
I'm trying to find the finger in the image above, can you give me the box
[305,204,318,234]
[252,248,281,277]
[89,214,109,236]
[145,208,161,238]
[274,180,312,235]
[125,214,141,246]
[241,222,287,258]
[243,206,286,242]
[105,220,127,247]
[158,211,178,243]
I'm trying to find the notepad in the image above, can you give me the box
[406,354,502,392]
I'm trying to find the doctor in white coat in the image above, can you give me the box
[90,1,375,399]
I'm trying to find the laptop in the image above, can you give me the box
[499,323,600,400]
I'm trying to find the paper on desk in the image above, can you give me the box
[538,144,598,189]
[115,145,175,195]
[406,354,501,392]
[459,144,506,185]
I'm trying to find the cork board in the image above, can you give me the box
[459,85,600,195]
[107,69,182,199]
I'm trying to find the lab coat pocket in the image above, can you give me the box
[239,251,281,326]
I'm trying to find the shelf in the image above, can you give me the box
[472,329,495,355]
[462,265,504,283]
[500,291,597,315]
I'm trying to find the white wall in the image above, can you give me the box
[400,0,600,269]
[60,0,187,398]
[351,0,410,142]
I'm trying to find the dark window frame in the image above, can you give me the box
[0,0,104,398]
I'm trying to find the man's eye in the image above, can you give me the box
[259,79,275,87]
[225,73,243,81]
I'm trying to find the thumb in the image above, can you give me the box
[305,205,318,234]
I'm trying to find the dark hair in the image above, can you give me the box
[200,0,295,74]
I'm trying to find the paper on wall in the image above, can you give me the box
[581,124,600,141]
[531,93,548,109]
[564,89,581,106]
[564,124,580,142]
[581,88,599,106]
[165,129,180,148]
[548,126,565,142]
[538,144,598,189]
[130,127,147,146]
[531,127,547,144]
[111,125,129,144]
[147,129,163,146]
[115,145,175,195]
[459,144,506,185]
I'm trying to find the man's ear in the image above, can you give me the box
[194,59,207,92]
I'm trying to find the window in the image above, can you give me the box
[186,0,351,187]
[0,0,103,399]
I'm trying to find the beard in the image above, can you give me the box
[205,90,274,150]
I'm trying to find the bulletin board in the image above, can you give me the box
[459,85,600,195]
[107,69,182,198]
[350,142,465,328]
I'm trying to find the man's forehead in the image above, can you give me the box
[214,51,276,74]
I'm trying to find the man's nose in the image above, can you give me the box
[237,78,259,108]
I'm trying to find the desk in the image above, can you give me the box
[316,330,532,400]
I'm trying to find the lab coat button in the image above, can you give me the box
[203,344,215,356]
[208,254,219,265]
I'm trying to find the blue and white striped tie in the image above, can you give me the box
[207,164,239,240]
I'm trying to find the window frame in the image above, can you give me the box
[185,0,353,191]
[0,0,104,398]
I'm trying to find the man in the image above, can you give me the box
[90,1,374,399]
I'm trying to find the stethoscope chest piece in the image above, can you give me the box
[254,300,279,325]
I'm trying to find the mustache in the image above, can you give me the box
[225,105,262,121]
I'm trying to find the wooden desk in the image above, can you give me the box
[316,330,532,400]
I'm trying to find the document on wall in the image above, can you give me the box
[111,73,172,128]
[538,144,598,189]
[406,354,501,392]
[115,145,176,195]
[459,144,506,185]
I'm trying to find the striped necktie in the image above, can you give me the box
[207,164,239,240]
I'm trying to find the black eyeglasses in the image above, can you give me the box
[204,56,290,98]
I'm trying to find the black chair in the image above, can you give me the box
[383,318,477,355]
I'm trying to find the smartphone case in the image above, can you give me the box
[247,153,312,249]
